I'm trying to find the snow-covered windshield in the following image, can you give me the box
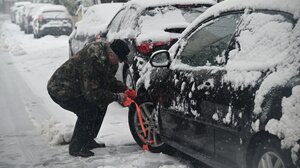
[42,11,69,19]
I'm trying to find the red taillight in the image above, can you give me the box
[137,43,151,54]
[38,15,43,22]
[137,41,169,54]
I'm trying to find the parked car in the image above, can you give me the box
[23,3,52,34]
[10,1,31,24]
[130,0,300,168]
[18,3,37,31]
[32,5,73,38]
[72,0,216,89]
[69,3,124,57]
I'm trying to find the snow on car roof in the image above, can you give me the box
[37,5,68,13]
[83,3,124,21]
[127,0,216,8]
[75,3,124,36]
[14,1,31,7]
[185,0,300,36]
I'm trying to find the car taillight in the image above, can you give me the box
[137,41,169,54]
[38,15,43,22]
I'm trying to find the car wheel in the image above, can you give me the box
[36,32,40,39]
[20,24,24,31]
[251,138,295,168]
[128,95,173,154]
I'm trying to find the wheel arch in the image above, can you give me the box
[246,131,281,168]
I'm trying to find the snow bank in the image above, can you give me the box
[266,85,300,164]
[42,118,73,145]
[0,21,26,56]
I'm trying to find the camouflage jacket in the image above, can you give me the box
[47,41,127,106]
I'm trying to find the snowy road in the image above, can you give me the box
[0,51,66,167]
[0,14,208,168]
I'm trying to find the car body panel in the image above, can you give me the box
[32,5,73,37]
[139,1,300,167]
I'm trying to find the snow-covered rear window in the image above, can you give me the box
[139,5,209,33]
[42,11,69,19]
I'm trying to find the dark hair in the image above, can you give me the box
[110,39,130,62]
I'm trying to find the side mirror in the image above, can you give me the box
[149,50,171,68]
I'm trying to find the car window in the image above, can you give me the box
[139,5,209,35]
[108,9,126,33]
[178,14,241,67]
[227,11,295,69]
[42,11,69,19]
[118,7,138,32]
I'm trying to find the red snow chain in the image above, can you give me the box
[122,97,152,151]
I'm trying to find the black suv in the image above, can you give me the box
[128,0,300,168]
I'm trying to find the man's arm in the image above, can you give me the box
[109,75,127,93]
[81,56,118,106]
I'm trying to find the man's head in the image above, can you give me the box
[107,39,130,65]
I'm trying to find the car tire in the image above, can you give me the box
[36,32,40,39]
[251,137,295,168]
[128,94,174,154]
[20,24,24,31]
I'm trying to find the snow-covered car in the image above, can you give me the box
[32,5,73,38]
[68,3,124,57]
[102,0,216,89]
[23,3,52,34]
[130,0,300,168]
[10,1,31,24]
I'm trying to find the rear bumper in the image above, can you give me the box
[40,27,73,36]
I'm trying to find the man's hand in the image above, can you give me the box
[115,93,127,103]
[124,89,137,100]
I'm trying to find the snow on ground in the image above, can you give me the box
[0,14,196,167]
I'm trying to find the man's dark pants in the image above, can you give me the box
[49,95,107,153]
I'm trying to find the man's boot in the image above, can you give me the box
[86,139,106,150]
[69,147,94,157]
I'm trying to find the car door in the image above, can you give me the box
[158,13,241,159]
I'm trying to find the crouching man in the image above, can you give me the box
[47,39,130,157]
